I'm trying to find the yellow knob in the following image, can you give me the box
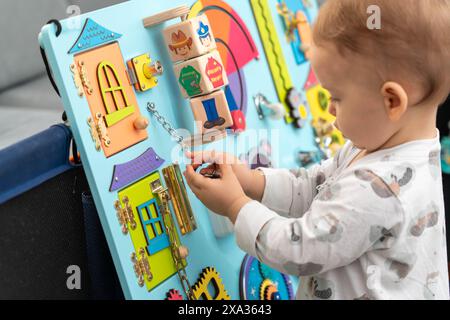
[143,61,164,79]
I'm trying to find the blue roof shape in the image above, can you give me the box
[68,18,122,54]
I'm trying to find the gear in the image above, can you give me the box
[265,285,281,300]
[259,279,279,300]
[165,289,184,300]
[192,267,231,300]
[240,254,295,300]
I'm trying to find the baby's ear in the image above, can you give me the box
[381,82,408,122]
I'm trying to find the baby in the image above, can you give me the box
[184,0,450,300]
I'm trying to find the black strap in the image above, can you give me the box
[62,112,82,165]
[40,19,63,97]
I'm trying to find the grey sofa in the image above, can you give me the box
[0,0,125,150]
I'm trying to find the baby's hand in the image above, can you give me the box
[186,151,265,201]
[184,152,252,224]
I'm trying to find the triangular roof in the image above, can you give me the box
[68,18,122,54]
[304,67,319,90]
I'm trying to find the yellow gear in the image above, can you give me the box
[260,279,279,300]
[192,267,231,300]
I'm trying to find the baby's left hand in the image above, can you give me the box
[184,160,252,224]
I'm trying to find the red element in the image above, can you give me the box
[230,110,246,133]
[198,0,259,75]
[166,289,184,300]
[205,57,225,88]
[304,68,319,90]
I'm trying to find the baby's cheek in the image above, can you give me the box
[340,119,371,147]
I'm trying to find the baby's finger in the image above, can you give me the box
[185,151,205,167]
[189,150,222,165]
[184,151,202,169]
[184,176,201,197]
[216,163,233,176]
[184,165,210,190]
[184,165,200,187]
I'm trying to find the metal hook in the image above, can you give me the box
[254,93,286,120]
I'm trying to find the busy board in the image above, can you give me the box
[39,0,344,300]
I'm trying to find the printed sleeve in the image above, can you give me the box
[257,142,354,218]
[257,159,332,218]
[234,169,404,276]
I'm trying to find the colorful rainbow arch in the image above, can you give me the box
[189,0,260,116]
[189,0,259,75]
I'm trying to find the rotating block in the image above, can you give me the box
[190,90,233,134]
[174,50,228,98]
[163,14,217,63]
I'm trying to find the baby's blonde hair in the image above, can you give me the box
[313,0,450,105]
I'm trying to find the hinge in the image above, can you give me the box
[131,247,153,287]
[88,112,111,151]
[70,63,83,97]
[126,67,138,86]
[114,196,137,234]
[70,60,93,97]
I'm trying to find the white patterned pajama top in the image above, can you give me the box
[235,133,449,300]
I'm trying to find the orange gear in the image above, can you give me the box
[260,279,281,300]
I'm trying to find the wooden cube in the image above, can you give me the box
[174,50,228,98]
[163,14,216,63]
[190,90,233,134]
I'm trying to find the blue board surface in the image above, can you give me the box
[39,0,319,300]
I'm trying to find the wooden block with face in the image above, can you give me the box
[190,90,233,134]
[163,14,217,63]
[173,50,228,98]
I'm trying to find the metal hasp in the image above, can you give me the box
[150,178,195,300]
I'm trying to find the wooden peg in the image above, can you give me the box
[143,5,190,28]
[134,116,149,130]
[178,246,189,259]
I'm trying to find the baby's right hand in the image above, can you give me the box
[185,151,265,201]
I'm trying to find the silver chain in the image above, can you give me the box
[147,102,185,146]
